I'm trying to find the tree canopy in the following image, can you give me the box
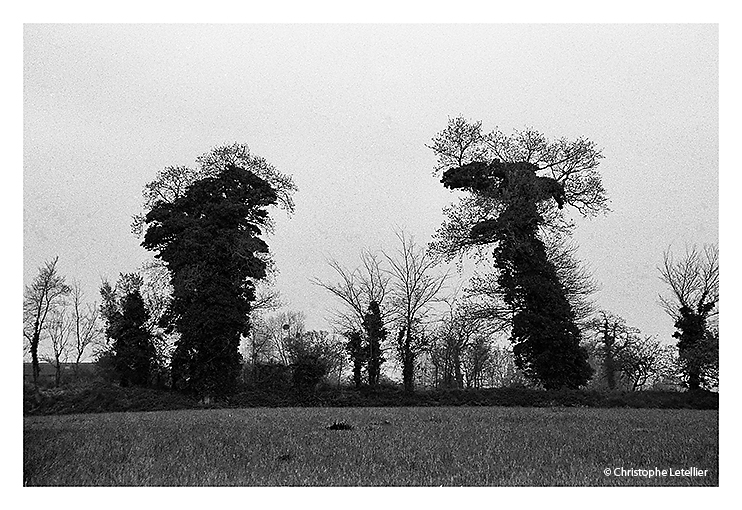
[430,118,606,389]
[132,142,297,237]
[429,117,608,261]
[142,162,282,397]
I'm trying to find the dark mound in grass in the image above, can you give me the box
[327,421,354,430]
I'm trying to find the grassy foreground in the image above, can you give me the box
[24,406,717,486]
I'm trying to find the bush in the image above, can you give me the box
[93,350,119,384]
[23,381,197,416]
[23,382,718,416]
[291,354,329,391]
[245,362,292,391]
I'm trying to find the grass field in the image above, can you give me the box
[23,406,718,486]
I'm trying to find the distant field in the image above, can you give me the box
[24,407,718,486]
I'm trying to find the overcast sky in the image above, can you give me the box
[23,24,718,344]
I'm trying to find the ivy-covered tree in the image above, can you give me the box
[362,300,386,388]
[659,244,719,390]
[344,330,366,388]
[430,118,607,389]
[142,163,281,398]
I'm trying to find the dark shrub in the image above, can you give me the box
[251,362,292,391]
[93,350,118,384]
[291,354,329,391]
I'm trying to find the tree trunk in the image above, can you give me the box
[54,359,62,387]
[687,371,702,392]
[31,330,41,387]
[454,351,463,389]
[403,356,414,392]
[604,355,616,390]
[403,330,414,393]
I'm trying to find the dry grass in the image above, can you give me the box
[24,406,718,486]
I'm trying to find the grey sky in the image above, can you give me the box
[24,24,718,344]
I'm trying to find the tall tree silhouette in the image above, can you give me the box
[143,163,279,398]
[430,118,607,389]
[441,160,593,388]
[362,300,386,387]
[100,277,156,388]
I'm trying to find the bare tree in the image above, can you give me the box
[24,256,71,387]
[384,231,449,392]
[462,334,494,388]
[428,291,482,389]
[312,250,390,333]
[659,244,719,390]
[485,344,529,388]
[42,308,71,387]
[69,280,101,377]
[585,311,677,391]
[617,335,674,391]
[261,310,306,365]
[659,244,719,321]
[241,318,273,365]
[313,251,390,387]
[586,311,638,391]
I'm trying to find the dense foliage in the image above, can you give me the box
[345,330,366,388]
[362,300,386,387]
[99,274,157,387]
[441,160,593,389]
[143,164,278,398]
[429,118,609,389]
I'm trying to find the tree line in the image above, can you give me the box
[24,126,719,397]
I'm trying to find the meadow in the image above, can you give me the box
[24,406,718,486]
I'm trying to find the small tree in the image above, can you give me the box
[462,334,494,389]
[100,275,156,387]
[69,280,101,378]
[384,231,448,392]
[587,311,639,391]
[429,294,484,389]
[362,300,386,388]
[344,330,366,388]
[265,310,306,366]
[313,251,390,386]
[285,330,343,391]
[42,308,71,387]
[659,244,719,390]
[313,251,389,330]
[24,256,71,387]
[617,335,674,391]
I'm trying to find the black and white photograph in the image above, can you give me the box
[18,11,731,494]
